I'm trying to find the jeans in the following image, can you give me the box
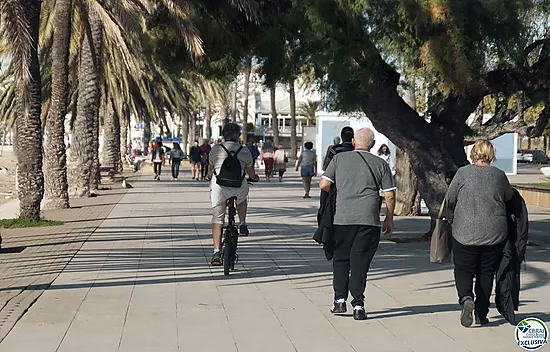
[453,238,505,319]
[172,158,181,178]
[333,225,380,307]
[154,162,162,176]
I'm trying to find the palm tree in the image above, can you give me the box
[289,80,297,158]
[44,0,72,209]
[299,100,320,126]
[242,56,252,144]
[68,8,102,198]
[1,0,44,221]
[270,85,280,146]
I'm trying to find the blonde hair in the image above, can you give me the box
[471,139,496,164]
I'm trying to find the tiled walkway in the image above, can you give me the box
[0,170,548,352]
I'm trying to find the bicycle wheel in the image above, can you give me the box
[223,234,232,276]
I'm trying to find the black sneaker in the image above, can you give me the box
[331,300,347,314]
[353,306,366,320]
[210,252,222,266]
[475,314,490,325]
[239,224,250,237]
[460,297,475,327]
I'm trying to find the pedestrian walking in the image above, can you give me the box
[445,139,514,327]
[200,140,212,180]
[323,126,354,171]
[189,140,203,180]
[261,140,275,182]
[170,143,184,180]
[296,142,317,198]
[274,145,288,182]
[319,128,396,320]
[377,144,394,174]
[324,136,341,167]
[247,141,260,168]
[151,141,165,181]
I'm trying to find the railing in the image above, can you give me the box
[253,126,301,137]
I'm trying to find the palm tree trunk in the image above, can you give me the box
[181,113,189,155]
[289,81,297,158]
[15,0,44,221]
[143,115,151,154]
[68,11,102,198]
[120,104,130,165]
[205,103,212,141]
[270,86,280,146]
[242,56,252,144]
[102,98,121,172]
[44,0,72,209]
[190,113,197,144]
[90,17,103,191]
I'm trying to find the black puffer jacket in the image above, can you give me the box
[495,189,528,325]
[314,184,337,260]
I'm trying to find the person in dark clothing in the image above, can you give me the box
[247,141,260,168]
[320,128,396,321]
[323,126,355,171]
[200,140,212,180]
[189,140,203,180]
[446,139,514,328]
[169,143,184,180]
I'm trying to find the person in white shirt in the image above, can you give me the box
[206,123,259,266]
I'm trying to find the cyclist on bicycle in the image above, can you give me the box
[206,123,260,266]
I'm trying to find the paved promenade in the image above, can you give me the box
[0,169,549,352]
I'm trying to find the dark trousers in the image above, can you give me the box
[201,160,209,179]
[171,158,181,178]
[154,162,162,176]
[453,238,505,319]
[333,225,380,307]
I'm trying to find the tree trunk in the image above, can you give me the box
[15,0,44,221]
[101,98,121,172]
[44,0,71,210]
[359,74,468,219]
[68,10,102,198]
[270,86,280,146]
[90,15,103,192]
[394,148,421,216]
[190,113,197,145]
[205,103,212,142]
[181,113,189,155]
[143,115,151,155]
[242,56,252,144]
[120,104,130,167]
[289,81,297,158]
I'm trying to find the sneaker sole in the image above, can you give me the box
[460,299,475,327]
[331,307,347,314]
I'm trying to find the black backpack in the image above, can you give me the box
[215,144,245,188]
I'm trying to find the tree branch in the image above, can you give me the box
[464,119,526,145]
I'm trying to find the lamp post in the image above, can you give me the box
[231,82,237,122]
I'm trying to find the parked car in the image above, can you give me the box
[517,149,549,164]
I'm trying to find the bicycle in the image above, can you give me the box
[220,178,258,276]
[221,196,239,276]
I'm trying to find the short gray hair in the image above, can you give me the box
[354,128,375,148]
[333,136,341,145]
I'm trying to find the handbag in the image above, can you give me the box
[430,198,453,264]
[357,152,383,210]
[284,155,288,163]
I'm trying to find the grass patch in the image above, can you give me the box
[0,218,64,229]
